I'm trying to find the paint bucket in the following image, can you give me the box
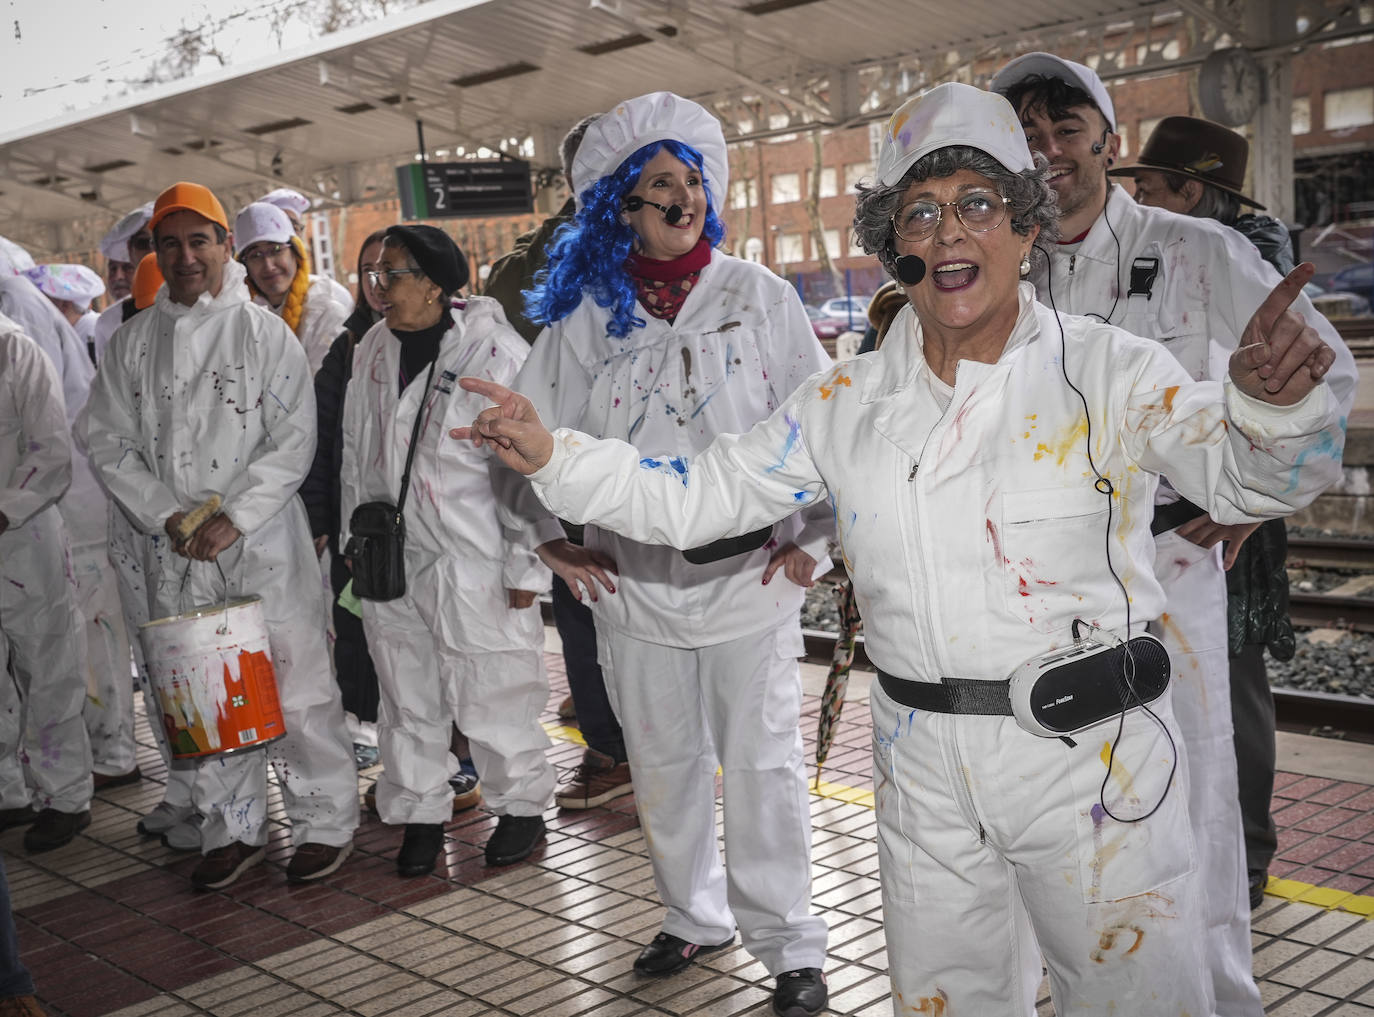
[139,596,286,759]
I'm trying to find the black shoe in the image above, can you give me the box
[483,814,545,867]
[396,823,445,877]
[1248,868,1268,909]
[773,968,827,1017]
[0,806,37,832]
[23,809,90,853]
[633,932,736,977]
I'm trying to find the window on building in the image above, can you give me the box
[814,167,838,199]
[1117,123,1131,159]
[731,179,755,210]
[1293,96,1311,135]
[843,162,874,193]
[820,229,842,259]
[1137,117,1163,152]
[1324,87,1374,130]
[771,172,801,204]
[848,229,866,257]
[768,112,797,144]
[775,233,805,264]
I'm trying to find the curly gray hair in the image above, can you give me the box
[851,146,1060,281]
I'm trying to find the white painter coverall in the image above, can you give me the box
[80,260,359,852]
[0,275,135,778]
[250,274,348,376]
[523,286,1345,1014]
[510,251,833,976]
[341,297,554,825]
[1032,184,1358,1017]
[0,317,93,814]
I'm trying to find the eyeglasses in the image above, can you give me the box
[366,268,423,290]
[242,243,291,265]
[892,191,1010,241]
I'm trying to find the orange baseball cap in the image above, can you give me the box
[132,253,164,309]
[148,181,228,232]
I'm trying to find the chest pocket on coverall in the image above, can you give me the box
[1000,486,1108,635]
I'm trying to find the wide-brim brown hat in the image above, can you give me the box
[1108,115,1264,209]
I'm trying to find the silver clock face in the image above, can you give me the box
[1200,48,1261,126]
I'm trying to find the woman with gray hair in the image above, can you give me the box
[456,82,1344,1013]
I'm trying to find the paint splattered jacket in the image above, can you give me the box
[511,250,833,648]
[0,314,71,528]
[340,296,549,645]
[522,283,1344,683]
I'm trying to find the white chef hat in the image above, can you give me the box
[991,52,1117,130]
[257,188,311,217]
[875,82,1034,188]
[99,202,155,263]
[234,202,295,254]
[569,92,728,213]
[0,236,35,275]
[22,264,106,310]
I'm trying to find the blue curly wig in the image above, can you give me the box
[524,139,726,338]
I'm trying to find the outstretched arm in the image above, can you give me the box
[453,377,555,474]
[1228,264,1337,405]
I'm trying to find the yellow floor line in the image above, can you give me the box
[545,723,1372,919]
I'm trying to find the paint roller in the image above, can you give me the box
[174,494,223,544]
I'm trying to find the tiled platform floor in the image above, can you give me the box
[6,645,1373,1017]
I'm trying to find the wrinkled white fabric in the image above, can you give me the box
[1032,187,1357,1016]
[525,285,1343,1011]
[91,301,125,365]
[342,297,554,822]
[250,274,348,375]
[509,252,833,974]
[80,261,358,851]
[0,319,93,812]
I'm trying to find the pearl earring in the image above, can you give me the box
[1019,255,1031,277]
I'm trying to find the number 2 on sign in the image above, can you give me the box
[431,184,446,211]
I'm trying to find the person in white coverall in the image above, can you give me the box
[991,53,1359,1017]
[340,223,554,878]
[460,82,1348,1017]
[92,203,156,365]
[256,188,354,309]
[0,245,138,797]
[505,92,832,1017]
[80,181,359,891]
[234,202,348,374]
[23,263,105,353]
[0,314,95,854]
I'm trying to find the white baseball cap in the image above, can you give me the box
[991,52,1116,130]
[257,187,311,217]
[99,202,155,263]
[569,92,728,213]
[23,264,106,310]
[875,82,1034,187]
[234,202,295,255]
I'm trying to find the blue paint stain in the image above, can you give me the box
[1283,418,1345,493]
[639,455,690,487]
[765,413,802,474]
[793,491,809,502]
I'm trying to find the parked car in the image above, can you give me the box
[1306,279,1372,318]
[817,296,870,322]
[805,304,850,340]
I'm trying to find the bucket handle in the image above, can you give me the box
[177,559,233,633]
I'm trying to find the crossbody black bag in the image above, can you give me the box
[345,359,437,601]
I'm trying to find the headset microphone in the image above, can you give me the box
[623,195,684,225]
[894,254,926,285]
[1090,126,1111,155]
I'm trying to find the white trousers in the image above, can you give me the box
[127,504,359,852]
[871,682,1211,1015]
[73,546,136,776]
[597,620,828,976]
[363,582,555,825]
[0,509,93,812]
[1151,530,1262,1016]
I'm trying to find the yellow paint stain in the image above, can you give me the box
[1162,386,1178,413]
[1155,612,1194,655]
[1100,741,1138,798]
[818,372,852,400]
[1033,416,1089,464]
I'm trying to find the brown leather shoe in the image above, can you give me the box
[555,749,632,809]
[0,993,47,1016]
[92,768,142,790]
[190,842,265,891]
[286,842,352,883]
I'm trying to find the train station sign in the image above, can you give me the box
[395,158,533,219]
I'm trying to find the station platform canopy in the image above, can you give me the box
[1,0,1363,254]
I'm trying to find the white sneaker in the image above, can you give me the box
[162,813,205,852]
[136,801,194,836]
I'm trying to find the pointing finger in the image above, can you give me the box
[1243,262,1315,345]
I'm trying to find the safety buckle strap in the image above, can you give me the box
[877,672,1013,716]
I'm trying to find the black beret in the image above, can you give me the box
[383,224,470,294]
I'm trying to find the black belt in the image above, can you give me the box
[877,672,1013,715]
[683,524,773,565]
[1150,497,1206,536]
